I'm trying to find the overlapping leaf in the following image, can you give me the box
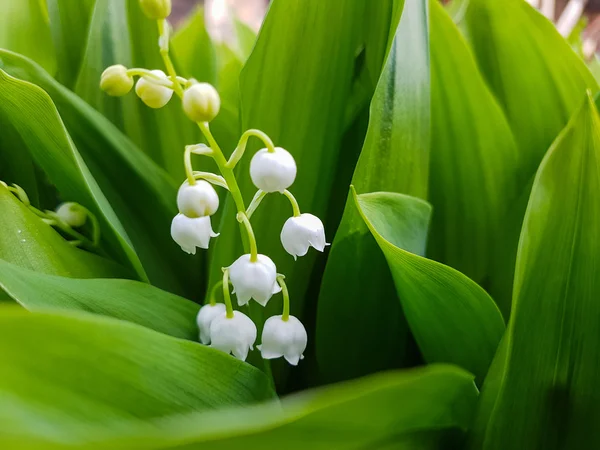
[0,184,129,278]
[472,94,600,449]
[464,0,598,309]
[0,259,199,340]
[316,0,430,383]
[0,69,146,278]
[0,308,274,449]
[0,50,202,297]
[355,190,505,384]
[1,361,476,450]
[427,1,520,314]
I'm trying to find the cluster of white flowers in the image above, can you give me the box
[100,0,329,366]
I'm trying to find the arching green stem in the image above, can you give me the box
[277,275,290,321]
[283,190,301,217]
[237,212,258,262]
[226,129,276,168]
[208,279,224,306]
[157,19,183,98]
[222,269,234,318]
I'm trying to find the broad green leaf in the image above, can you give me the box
[427,1,520,313]
[0,184,129,278]
[171,6,216,84]
[316,0,431,383]
[0,0,56,74]
[2,363,477,449]
[465,0,597,309]
[73,0,199,179]
[208,0,396,346]
[355,189,505,383]
[0,259,199,340]
[472,95,600,449]
[0,308,274,449]
[0,68,146,279]
[0,50,202,297]
[46,0,95,88]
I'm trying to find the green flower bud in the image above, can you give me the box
[135,70,174,109]
[100,65,133,96]
[182,82,221,122]
[55,202,87,228]
[139,0,171,19]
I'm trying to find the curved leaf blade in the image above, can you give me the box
[0,258,199,340]
[0,68,146,279]
[355,189,505,383]
[473,94,600,449]
[428,1,520,299]
[316,0,431,383]
[0,308,274,449]
[0,184,129,278]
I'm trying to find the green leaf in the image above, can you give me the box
[46,0,95,88]
[0,184,129,278]
[72,0,199,179]
[355,189,505,383]
[464,0,598,309]
[0,68,147,279]
[0,307,274,449]
[0,258,199,340]
[0,50,202,297]
[0,0,56,74]
[316,0,431,383]
[171,6,216,84]
[2,363,477,449]
[472,94,600,449]
[427,1,520,313]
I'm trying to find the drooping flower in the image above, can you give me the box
[196,303,226,344]
[170,213,218,254]
[100,65,133,96]
[183,81,221,122]
[258,315,307,365]
[249,147,297,193]
[210,311,257,361]
[177,180,219,217]
[280,213,328,259]
[228,254,281,306]
[55,202,87,228]
[135,70,173,108]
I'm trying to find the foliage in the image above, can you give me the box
[0,0,599,448]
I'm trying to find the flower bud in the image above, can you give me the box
[177,180,219,217]
[135,70,173,108]
[196,303,226,344]
[55,202,87,228]
[258,315,307,365]
[249,147,297,193]
[182,82,221,122]
[280,213,328,260]
[228,254,281,306]
[210,310,257,361]
[100,65,133,97]
[170,213,218,254]
[138,0,171,19]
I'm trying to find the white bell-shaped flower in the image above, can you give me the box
[177,180,219,217]
[170,213,218,254]
[210,311,257,361]
[249,147,297,193]
[228,254,281,306]
[196,303,226,344]
[280,213,328,260]
[258,315,307,365]
[135,70,173,108]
